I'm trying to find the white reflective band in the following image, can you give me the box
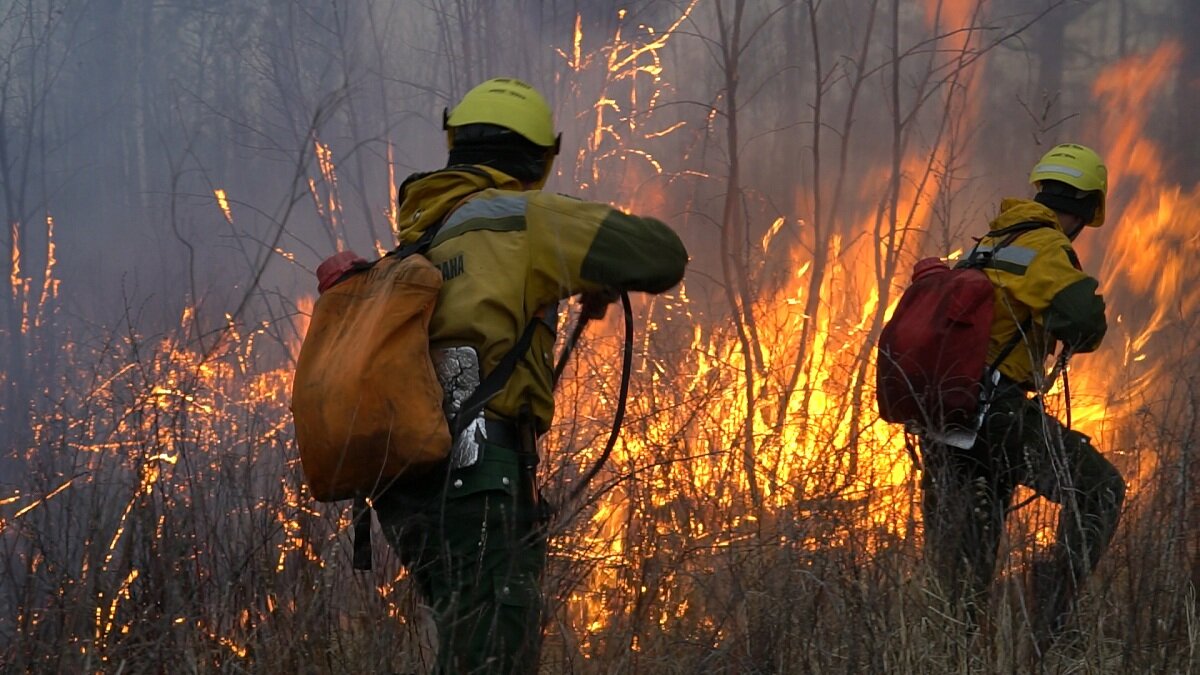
[1034,163,1084,178]
[976,244,1037,267]
[992,245,1037,266]
[443,194,529,232]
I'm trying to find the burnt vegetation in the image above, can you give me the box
[1,0,1198,672]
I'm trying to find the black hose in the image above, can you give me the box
[1062,361,1072,429]
[563,292,634,506]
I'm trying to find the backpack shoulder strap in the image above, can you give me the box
[961,220,1051,269]
[448,318,541,437]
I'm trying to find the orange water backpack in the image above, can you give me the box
[291,251,451,502]
[291,217,539,506]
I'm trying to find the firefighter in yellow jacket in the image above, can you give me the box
[373,78,688,673]
[921,144,1125,650]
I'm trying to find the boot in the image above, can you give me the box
[1029,557,1078,655]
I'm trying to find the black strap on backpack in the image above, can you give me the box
[959,221,1050,404]
[449,319,540,438]
[959,220,1046,270]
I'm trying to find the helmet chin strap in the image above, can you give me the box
[1054,210,1086,241]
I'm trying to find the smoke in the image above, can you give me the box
[0,1,1181,325]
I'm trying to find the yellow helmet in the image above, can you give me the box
[1029,143,1108,227]
[444,78,561,152]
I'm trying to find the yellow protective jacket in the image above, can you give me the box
[395,165,688,433]
[974,198,1107,388]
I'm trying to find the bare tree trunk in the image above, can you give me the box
[1033,7,1067,104]
[774,0,877,441]
[715,0,761,509]
[132,0,152,214]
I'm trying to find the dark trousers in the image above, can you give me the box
[375,441,546,674]
[920,389,1125,638]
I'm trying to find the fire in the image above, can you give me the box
[547,5,1192,654]
[214,188,234,223]
[544,3,980,639]
[308,138,349,252]
[561,2,698,198]
[10,475,81,519]
[9,219,20,295]
[95,569,140,654]
[4,215,57,341]
[35,215,57,329]
[386,141,400,248]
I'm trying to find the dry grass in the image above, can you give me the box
[0,315,1196,674]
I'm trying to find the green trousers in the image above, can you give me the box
[920,386,1125,638]
[375,442,546,674]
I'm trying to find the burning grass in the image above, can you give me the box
[0,255,1196,673]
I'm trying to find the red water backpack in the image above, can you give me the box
[875,224,1043,431]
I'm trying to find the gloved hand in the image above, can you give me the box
[579,288,619,320]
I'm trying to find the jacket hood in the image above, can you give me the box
[395,165,525,244]
[988,197,1063,234]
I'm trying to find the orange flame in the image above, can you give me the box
[9,220,20,297]
[214,188,234,223]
